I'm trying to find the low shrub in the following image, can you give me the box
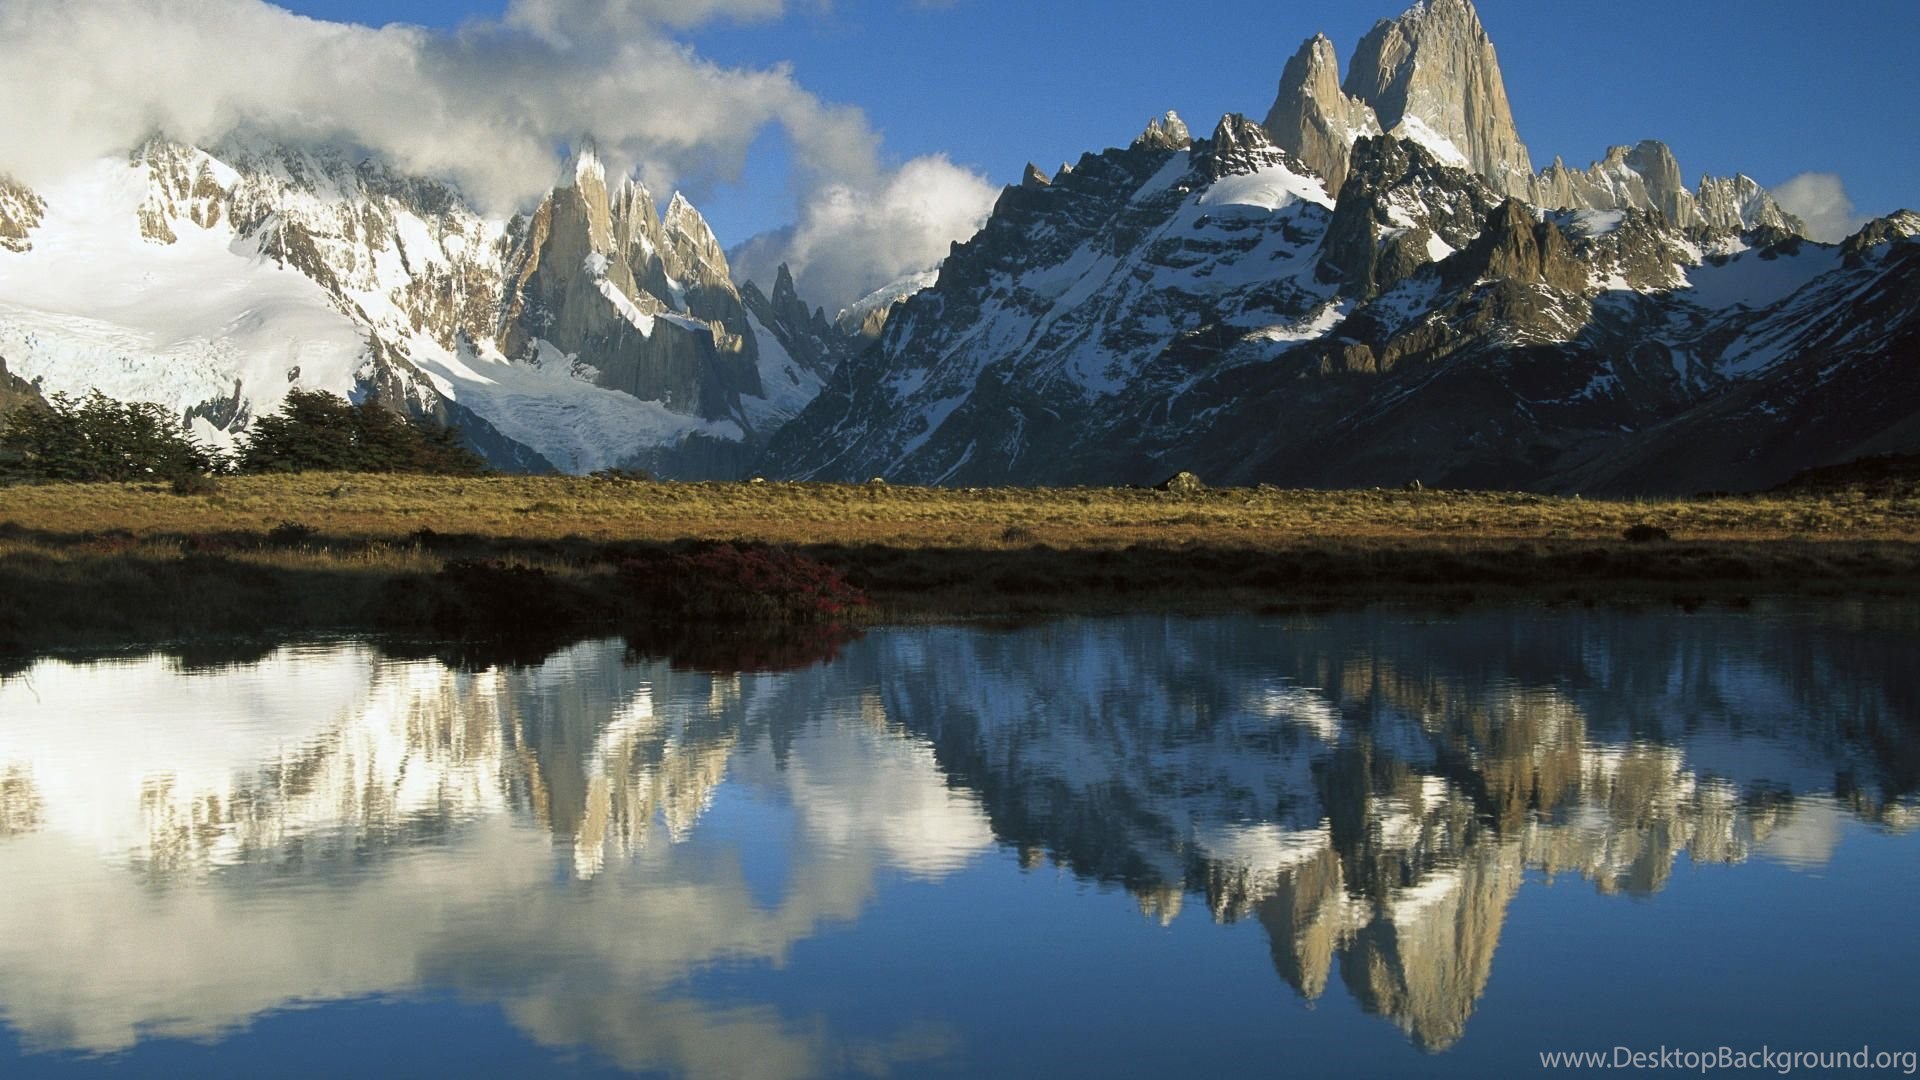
[171,472,221,496]
[622,544,867,624]
[266,521,319,547]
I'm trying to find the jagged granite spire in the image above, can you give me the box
[500,158,764,427]
[1133,111,1193,151]
[661,191,732,285]
[1529,140,1807,239]
[740,261,846,389]
[1263,34,1382,196]
[1195,114,1295,180]
[1342,0,1534,198]
[1533,142,1696,229]
[1694,174,1804,236]
[1622,141,1695,227]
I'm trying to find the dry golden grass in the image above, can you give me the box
[3,472,1916,548]
[3,473,1918,656]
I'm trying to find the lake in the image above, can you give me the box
[2,605,1918,1078]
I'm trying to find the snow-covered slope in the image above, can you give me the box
[763,115,1355,484]
[0,141,841,476]
[0,153,373,442]
[764,105,1919,491]
[835,267,940,341]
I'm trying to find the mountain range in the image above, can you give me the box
[0,138,846,477]
[1,0,1914,492]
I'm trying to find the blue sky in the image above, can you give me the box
[274,0,1920,251]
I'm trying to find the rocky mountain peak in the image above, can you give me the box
[1531,140,1697,231]
[609,175,663,260]
[1193,114,1294,180]
[831,267,941,342]
[1320,133,1503,298]
[1839,210,1920,267]
[548,146,616,255]
[661,192,731,285]
[1621,140,1694,226]
[1133,111,1193,152]
[1450,198,1586,293]
[125,138,238,245]
[741,261,845,392]
[1342,0,1533,198]
[770,262,805,309]
[563,142,606,189]
[1528,138,1813,242]
[1263,33,1382,195]
[1853,210,1920,244]
[1694,174,1804,237]
[1021,162,1052,190]
[0,176,46,254]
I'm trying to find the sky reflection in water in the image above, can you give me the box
[1,605,1918,1078]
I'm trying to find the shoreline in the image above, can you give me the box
[3,474,1917,663]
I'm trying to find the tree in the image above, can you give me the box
[236,390,487,475]
[0,391,224,481]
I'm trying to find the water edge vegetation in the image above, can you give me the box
[2,471,1917,661]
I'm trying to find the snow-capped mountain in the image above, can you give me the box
[4,0,1911,490]
[764,0,1917,491]
[0,139,844,476]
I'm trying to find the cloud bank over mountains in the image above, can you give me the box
[0,0,994,307]
[1772,173,1871,243]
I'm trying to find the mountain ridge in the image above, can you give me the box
[1,0,1910,491]
[760,0,1915,493]
[0,139,846,477]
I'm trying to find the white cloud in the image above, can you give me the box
[0,0,988,308]
[731,155,997,313]
[1772,172,1871,243]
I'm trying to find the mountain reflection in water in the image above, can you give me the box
[0,606,1916,1076]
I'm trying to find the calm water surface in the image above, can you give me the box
[2,606,1918,1078]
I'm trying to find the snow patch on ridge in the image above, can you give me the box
[1198,167,1334,213]
[595,277,656,337]
[1680,245,1842,312]
[1389,116,1470,170]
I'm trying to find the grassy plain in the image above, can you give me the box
[2,473,1918,654]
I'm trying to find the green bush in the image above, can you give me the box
[237,390,486,476]
[0,391,225,482]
